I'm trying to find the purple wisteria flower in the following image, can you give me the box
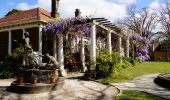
[130,34,150,62]
[43,17,90,37]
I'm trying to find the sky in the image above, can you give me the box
[0,0,168,22]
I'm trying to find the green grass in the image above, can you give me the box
[116,90,165,100]
[100,61,170,83]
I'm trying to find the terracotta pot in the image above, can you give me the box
[31,77,38,84]
[50,76,57,84]
[17,77,23,85]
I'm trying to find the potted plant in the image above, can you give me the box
[31,73,38,85]
[16,66,24,85]
[17,75,23,85]
[50,74,57,84]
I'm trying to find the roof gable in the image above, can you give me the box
[0,7,51,28]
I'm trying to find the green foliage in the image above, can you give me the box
[116,90,165,100]
[51,13,61,22]
[0,47,24,79]
[5,9,20,17]
[95,51,121,78]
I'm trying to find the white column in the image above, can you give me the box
[53,35,57,59]
[38,26,43,63]
[90,23,96,70]
[80,35,87,72]
[8,30,12,55]
[58,34,66,76]
[22,29,26,39]
[107,31,112,54]
[118,36,122,53]
[76,35,79,52]
[71,37,76,53]
[118,36,122,63]
[126,38,130,58]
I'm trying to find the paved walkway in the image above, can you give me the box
[0,73,119,100]
[112,74,170,99]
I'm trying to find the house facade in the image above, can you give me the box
[153,41,170,61]
[0,8,51,61]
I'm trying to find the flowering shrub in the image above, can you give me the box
[65,59,82,72]
[130,34,150,62]
[65,60,79,72]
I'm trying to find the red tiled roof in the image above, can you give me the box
[0,7,51,28]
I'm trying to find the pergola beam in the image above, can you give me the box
[93,20,122,37]
[98,21,111,24]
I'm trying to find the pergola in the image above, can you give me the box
[53,17,130,77]
[87,18,129,76]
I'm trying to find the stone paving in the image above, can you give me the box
[112,74,170,99]
[0,73,119,100]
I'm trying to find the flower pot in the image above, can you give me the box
[31,77,38,85]
[17,77,23,85]
[50,76,56,84]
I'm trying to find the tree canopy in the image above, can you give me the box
[5,9,20,17]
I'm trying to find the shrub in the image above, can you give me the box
[122,60,133,69]
[0,47,24,79]
[95,51,121,78]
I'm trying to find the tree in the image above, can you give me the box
[123,7,158,39]
[160,2,170,40]
[5,9,20,17]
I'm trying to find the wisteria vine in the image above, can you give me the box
[43,17,90,38]
[43,17,150,62]
[130,34,150,62]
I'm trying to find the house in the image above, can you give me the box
[0,7,51,60]
[153,41,170,61]
[0,0,131,77]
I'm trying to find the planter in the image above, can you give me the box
[50,76,57,84]
[31,77,38,85]
[17,77,23,85]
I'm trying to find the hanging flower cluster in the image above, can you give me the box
[130,34,150,62]
[43,17,90,38]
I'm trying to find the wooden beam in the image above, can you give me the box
[97,21,110,24]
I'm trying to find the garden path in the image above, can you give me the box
[112,74,170,99]
[0,73,119,100]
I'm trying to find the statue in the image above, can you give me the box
[23,32,38,68]
[44,53,64,77]
[24,32,30,47]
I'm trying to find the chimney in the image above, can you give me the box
[51,0,60,18]
[75,9,81,18]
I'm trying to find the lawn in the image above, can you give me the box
[115,90,165,100]
[100,61,170,83]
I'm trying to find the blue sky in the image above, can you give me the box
[0,0,36,17]
[0,0,168,21]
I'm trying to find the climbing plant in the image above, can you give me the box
[43,17,90,40]
[130,34,150,62]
